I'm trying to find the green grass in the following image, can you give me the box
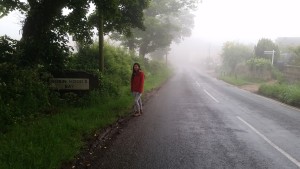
[0,96,131,169]
[219,75,266,86]
[259,83,300,107]
[0,69,172,169]
[219,75,250,86]
[144,68,172,91]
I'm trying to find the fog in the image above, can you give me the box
[169,0,300,67]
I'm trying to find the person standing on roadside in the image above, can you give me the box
[131,63,145,117]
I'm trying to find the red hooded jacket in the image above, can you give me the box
[131,71,145,93]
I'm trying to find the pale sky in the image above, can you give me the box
[192,0,300,43]
[169,0,300,63]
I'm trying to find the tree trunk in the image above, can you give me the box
[128,38,135,53]
[98,7,104,72]
[20,0,67,67]
[139,42,148,62]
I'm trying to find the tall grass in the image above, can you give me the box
[219,75,249,86]
[0,94,131,169]
[259,83,300,107]
[219,75,267,86]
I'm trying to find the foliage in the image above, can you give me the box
[68,42,133,96]
[246,57,272,71]
[0,44,171,169]
[89,0,150,35]
[0,0,27,18]
[0,35,19,63]
[221,41,252,75]
[288,46,300,66]
[0,96,127,169]
[17,0,94,69]
[254,38,280,63]
[1,0,149,71]
[271,67,284,82]
[111,0,198,58]
[259,83,300,107]
[0,63,51,132]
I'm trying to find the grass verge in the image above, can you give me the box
[219,76,251,86]
[0,69,172,169]
[219,75,267,86]
[259,83,300,107]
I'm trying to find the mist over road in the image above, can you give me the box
[91,67,300,169]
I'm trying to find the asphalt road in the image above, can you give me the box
[90,67,300,169]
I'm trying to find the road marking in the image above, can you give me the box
[237,116,300,168]
[204,89,219,103]
[195,81,219,103]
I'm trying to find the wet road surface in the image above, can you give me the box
[90,67,300,169]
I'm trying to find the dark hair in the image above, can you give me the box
[131,63,141,81]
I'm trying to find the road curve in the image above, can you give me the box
[90,67,300,169]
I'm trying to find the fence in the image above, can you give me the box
[283,65,300,82]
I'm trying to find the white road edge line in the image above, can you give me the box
[203,89,219,103]
[237,116,300,168]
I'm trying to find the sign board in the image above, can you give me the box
[50,78,90,90]
[49,71,99,94]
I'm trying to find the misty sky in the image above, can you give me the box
[170,0,300,63]
[192,0,300,43]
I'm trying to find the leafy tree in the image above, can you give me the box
[150,46,171,61]
[0,0,27,18]
[0,35,19,63]
[112,0,198,60]
[221,42,252,75]
[2,0,93,70]
[254,38,280,63]
[1,0,149,71]
[89,0,150,72]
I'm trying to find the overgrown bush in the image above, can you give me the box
[0,39,169,132]
[246,57,272,80]
[0,63,51,132]
[67,42,134,97]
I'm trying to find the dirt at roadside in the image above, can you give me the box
[238,80,277,93]
[239,84,260,93]
[205,69,277,93]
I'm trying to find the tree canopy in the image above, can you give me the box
[112,0,198,59]
[221,41,252,74]
[254,38,280,63]
[1,0,149,71]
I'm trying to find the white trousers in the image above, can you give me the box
[133,92,142,112]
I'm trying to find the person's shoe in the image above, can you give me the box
[134,113,141,117]
[140,109,143,114]
[134,111,141,117]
